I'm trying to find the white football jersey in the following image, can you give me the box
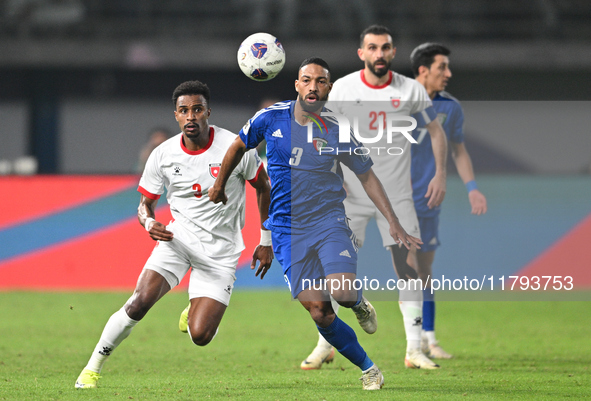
[328,70,433,202]
[138,126,263,257]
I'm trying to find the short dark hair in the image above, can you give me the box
[410,43,451,77]
[172,80,211,109]
[298,57,331,79]
[359,24,392,48]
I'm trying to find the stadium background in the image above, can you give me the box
[1,1,590,293]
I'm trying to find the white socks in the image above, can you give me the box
[317,289,423,353]
[319,289,424,353]
[84,307,139,373]
[330,296,340,316]
[316,330,332,350]
[423,329,437,346]
[322,289,423,354]
[398,286,423,353]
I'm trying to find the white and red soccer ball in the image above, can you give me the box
[237,32,286,81]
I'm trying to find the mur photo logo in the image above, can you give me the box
[305,110,418,157]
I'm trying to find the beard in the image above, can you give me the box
[298,95,327,113]
[368,58,391,78]
[183,123,206,142]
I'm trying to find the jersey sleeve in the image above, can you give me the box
[137,147,164,199]
[239,111,267,150]
[412,105,438,127]
[239,148,264,183]
[449,102,465,143]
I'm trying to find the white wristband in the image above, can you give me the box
[260,229,272,246]
[144,217,155,231]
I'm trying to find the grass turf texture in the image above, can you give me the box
[0,291,589,400]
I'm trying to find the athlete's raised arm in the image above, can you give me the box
[208,136,247,204]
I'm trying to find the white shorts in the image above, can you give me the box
[143,220,239,306]
[344,196,420,248]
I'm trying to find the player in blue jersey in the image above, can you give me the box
[301,25,448,372]
[410,43,488,359]
[209,57,422,390]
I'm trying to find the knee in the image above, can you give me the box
[189,326,216,347]
[124,296,152,321]
[331,290,357,308]
[335,299,356,308]
[307,303,335,327]
[190,333,213,347]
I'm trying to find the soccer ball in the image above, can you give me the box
[237,32,285,81]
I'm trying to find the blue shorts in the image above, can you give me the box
[272,222,358,298]
[418,215,440,252]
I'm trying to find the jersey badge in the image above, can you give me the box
[437,113,447,125]
[304,112,328,135]
[209,163,221,178]
[312,137,328,152]
[173,166,182,176]
[391,97,400,109]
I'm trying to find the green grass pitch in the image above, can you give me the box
[0,290,589,400]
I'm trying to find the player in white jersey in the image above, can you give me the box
[301,25,448,371]
[75,81,273,389]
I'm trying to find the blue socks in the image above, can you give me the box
[422,289,435,332]
[317,315,373,371]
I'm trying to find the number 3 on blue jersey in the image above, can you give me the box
[290,147,303,166]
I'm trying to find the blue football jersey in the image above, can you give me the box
[239,101,373,232]
[411,91,465,218]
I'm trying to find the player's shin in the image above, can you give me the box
[317,296,340,349]
[316,315,373,371]
[84,308,139,373]
[398,285,423,352]
[422,288,435,336]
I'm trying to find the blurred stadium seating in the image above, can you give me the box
[2,0,591,42]
[0,0,590,71]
